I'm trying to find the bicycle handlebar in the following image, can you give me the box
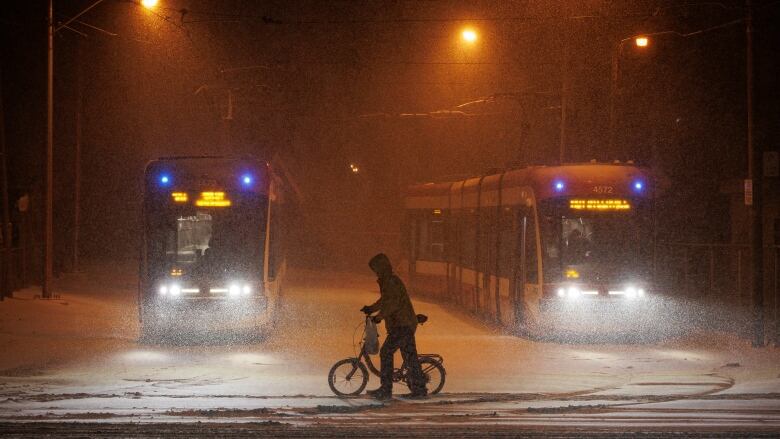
[360,311,429,324]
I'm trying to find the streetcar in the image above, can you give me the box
[402,162,655,333]
[139,157,287,339]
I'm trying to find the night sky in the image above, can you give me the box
[1,0,778,270]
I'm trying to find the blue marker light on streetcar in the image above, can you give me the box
[159,174,171,185]
[633,181,644,191]
[241,174,253,186]
[554,181,565,192]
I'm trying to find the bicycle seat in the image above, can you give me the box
[416,314,428,324]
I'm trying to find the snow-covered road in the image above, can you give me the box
[1,264,779,433]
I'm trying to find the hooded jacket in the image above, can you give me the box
[366,254,418,330]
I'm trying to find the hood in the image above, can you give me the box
[368,253,393,277]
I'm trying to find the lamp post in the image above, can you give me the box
[560,28,571,165]
[608,15,764,345]
[43,0,158,298]
[745,0,763,347]
[43,0,55,298]
[0,69,10,301]
[608,35,651,157]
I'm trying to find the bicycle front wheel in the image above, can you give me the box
[420,358,446,394]
[328,358,369,397]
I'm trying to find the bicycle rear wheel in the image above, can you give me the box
[419,358,445,394]
[328,358,369,397]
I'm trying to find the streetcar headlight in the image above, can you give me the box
[557,288,565,298]
[229,284,241,297]
[567,286,580,299]
[242,284,251,295]
[169,284,181,296]
[623,285,647,299]
[158,285,168,296]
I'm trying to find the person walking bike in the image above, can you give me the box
[360,253,427,400]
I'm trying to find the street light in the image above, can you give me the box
[461,28,478,43]
[607,16,766,346]
[608,34,653,155]
[609,30,689,154]
[43,0,155,298]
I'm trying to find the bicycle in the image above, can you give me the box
[327,313,446,397]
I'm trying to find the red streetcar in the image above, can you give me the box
[402,162,655,331]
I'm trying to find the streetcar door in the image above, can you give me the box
[514,206,538,326]
[513,214,527,324]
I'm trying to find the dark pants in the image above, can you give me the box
[379,325,426,394]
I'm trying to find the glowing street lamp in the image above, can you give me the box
[461,28,478,43]
[609,34,655,153]
[43,0,158,298]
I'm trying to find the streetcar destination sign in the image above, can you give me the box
[195,191,232,207]
[171,192,188,203]
[569,199,631,211]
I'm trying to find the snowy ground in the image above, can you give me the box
[1,263,779,435]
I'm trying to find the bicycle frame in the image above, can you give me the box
[331,315,446,396]
[355,318,443,379]
[361,347,382,376]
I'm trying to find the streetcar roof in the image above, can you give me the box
[144,156,272,196]
[405,163,652,209]
[145,156,268,170]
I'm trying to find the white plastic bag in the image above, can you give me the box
[363,318,380,355]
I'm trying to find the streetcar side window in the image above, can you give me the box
[413,213,446,262]
[415,214,428,260]
[461,210,477,269]
[414,214,428,261]
[478,209,495,275]
[430,217,445,261]
[497,207,514,278]
[448,211,459,264]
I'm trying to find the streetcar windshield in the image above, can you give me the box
[145,193,266,280]
[539,198,652,283]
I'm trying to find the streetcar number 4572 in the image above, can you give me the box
[592,186,614,194]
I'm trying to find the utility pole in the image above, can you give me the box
[43,0,54,298]
[559,29,569,165]
[746,0,764,347]
[43,0,128,291]
[72,41,83,273]
[608,42,620,158]
[0,68,11,301]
